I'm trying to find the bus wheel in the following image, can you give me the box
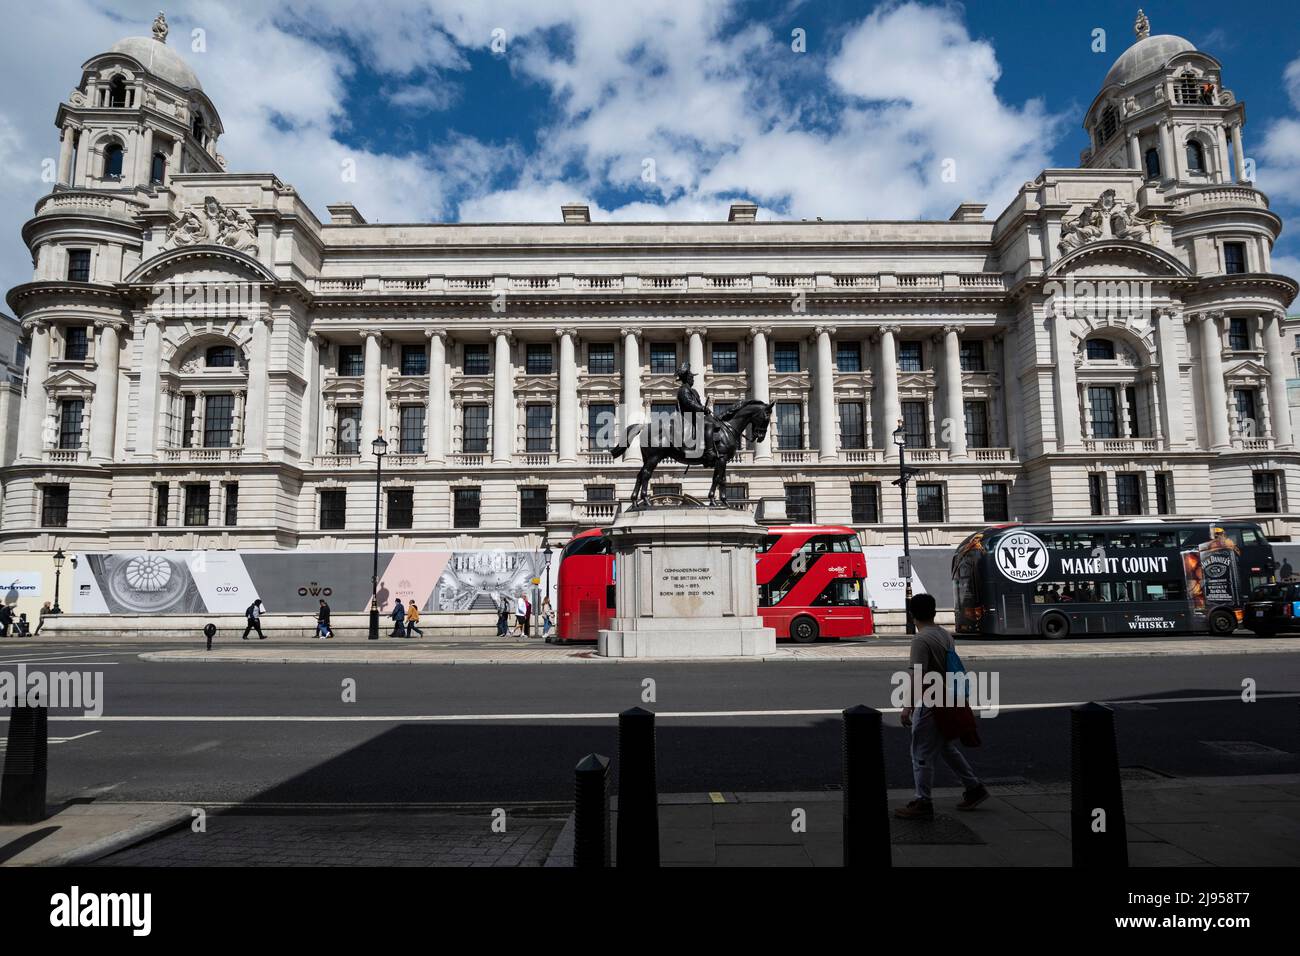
[1209,609,1237,636]
[1040,613,1069,639]
[791,616,819,644]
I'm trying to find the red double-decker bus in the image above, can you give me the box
[553,524,873,643]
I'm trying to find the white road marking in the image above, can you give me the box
[37,691,1300,722]
[0,650,129,664]
[0,730,101,746]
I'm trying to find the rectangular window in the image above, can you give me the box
[1223,242,1247,275]
[41,486,70,527]
[836,342,862,372]
[1154,472,1172,515]
[1228,317,1250,351]
[520,487,548,527]
[1234,388,1258,435]
[1089,386,1118,439]
[204,393,235,448]
[785,484,814,523]
[67,249,91,282]
[711,342,738,373]
[850,482,879,524]
[181,394,196,448]
[588,343,615,375]
[335,405,360,455]
[400,344,427,376]
[982,482,1009,522]
[1125,386,1141,438]
[651,483,681,498]
[526,404,553,452]
[154,482,170,526]
[724,482,748,503]
[320,489,347,530]
[184,484,210,527]
[462,405,489,453]
[649,343,677,374]
[649,401,677,438]
[901,400,928,448]
[959,341,985,372]
[916,483,945,523]
[65,326,89,361]
[1116,473,1143,516]
[588,402,615,451]
[58,399,83,449]
[898,341,923,372]
[586,484,615,502]
[1254,472,1280,513]
[774,341,800,372]
[775,401,803,450]
[453,487,481,528]
[463,344,490,376]
[838,402,865,449]
[387,488,414,529]
[337,345,364,377]
[526,343,553,375]
[224,483,239,526]
[399,405,425,454]
[964,400,989,448]
[1089,473,1106,516]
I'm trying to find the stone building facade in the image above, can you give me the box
[3,12,1298,554]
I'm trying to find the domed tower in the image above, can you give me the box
[53,11,223,193]
[1083,9,1247,194]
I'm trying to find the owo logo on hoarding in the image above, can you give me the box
[995,531,1048,583]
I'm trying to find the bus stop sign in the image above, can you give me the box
[898,555,911,578]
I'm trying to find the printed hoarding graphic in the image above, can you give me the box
[433,551,551,611]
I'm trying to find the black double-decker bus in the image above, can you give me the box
[952,520,1275,638]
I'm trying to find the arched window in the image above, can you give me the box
[1085,338,1116,361]
[150,152,166,184]
[192,112,204,141]
[1098,106,1119,144]
[1186,139,1206,173]
[108,75,127,108]
[1144,147,1161,179]
[205,345,237,368]
[103,142,124,179]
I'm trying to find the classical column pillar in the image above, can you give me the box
[555,328,579,463]
[1000,328,1022,454]
[134,313,164,460]
[1231,123,1248,182]
[1199,312,1231,450]
[303,332,322,460]
[814,325,837,461]
[17,320,51,461]
[57,127,75,186]
[1127,131,1141,170]
[1156,308,1185,448]
[1264,311,1294,448]
[89,320,122,462]
[941,324,968,459]
[876,324,902,446]
[426,329,448,463]
[241,312,271,459]
[687,327,707,403]
[1049,307,1082,450]
[749,326,772,460]
[134,125,154,184]
[1160,122,1178,181]
[359,330,383,459]
[491,329,514,463]
[621,328,642,462]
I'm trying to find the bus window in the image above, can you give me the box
[759,535,778,553]
[812,579,864,606]
[1109,532,1139,549]
[831,536,857,552]
[1137,530,1178,549]
[1142,581,1184,601]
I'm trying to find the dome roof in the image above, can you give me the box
[1103,33,1196,88]
[107,36,202,91]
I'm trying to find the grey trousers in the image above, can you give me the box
[911,706,980,801]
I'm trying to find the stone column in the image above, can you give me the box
[687,327,707,403]
[814,325,837,461]
[89,320,122,461]
[942,324,968,459]
[621,328,642,462]
[1156,308,1185,447]
[1049,307,1082,450]
[17,320,51,461]
[304,332,322,460]
[749,326,772,460]
[134,313,164,460]
[556,328,578,463]
[1000,328,1022,454]
[1199,312,1231,450]
[426,330,447,463]
[1117,384,1132,439]
[1264,311,1294,448]
[243,312,271,459]
[360,330,383,459]
[491,329,514,463]
[876,324,902,446]
[134,125,154,184]
[57,127,75,186]
[1231,123,1247,182]
[1160,122,1178,181]
[1127,131,1141,170]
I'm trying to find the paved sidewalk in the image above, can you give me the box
[0,802,194,866]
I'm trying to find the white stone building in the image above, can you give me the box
[3,12,1298,554]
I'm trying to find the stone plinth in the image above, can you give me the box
[597,505,777,658]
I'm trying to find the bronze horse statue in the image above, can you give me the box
[612,399,774,507]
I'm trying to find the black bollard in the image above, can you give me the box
[842,704,891,867]
[573,753,611,867]
[1071,702,1128,867]
[203,622,216,651]
[616,706,659,867]
[0,705,49,824]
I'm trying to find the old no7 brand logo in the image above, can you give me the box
[995,531,1048,583]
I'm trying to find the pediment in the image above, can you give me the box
[1224,359,1269,379]
[1048,241,1191,279]
[43,368,94,390]
[126,245,277,286]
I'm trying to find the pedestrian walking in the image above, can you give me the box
[512,594,527,637]
[541,597,554,637]
[316,599,333,639]
[496,598,509,637]
[390,598,406,637]
[895,592,988,820]
[0,603,12,637]
[1282,557,1294,580]
[242,599,267,640]
[405,600,423,638]
[33,602,51,636]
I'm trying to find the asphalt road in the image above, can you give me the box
[2,644,1297,806]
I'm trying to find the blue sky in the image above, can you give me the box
[1,0,1299,292]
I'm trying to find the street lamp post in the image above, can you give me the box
[51,548,66,615]
[368,434,388,641]
[542,544,554,642]
[891,423,915,635]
